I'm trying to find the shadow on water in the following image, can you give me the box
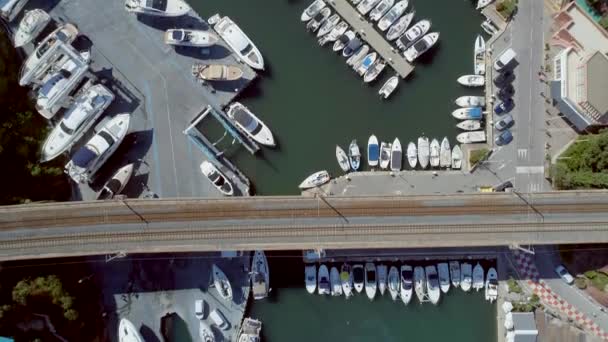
[416,45,442,66]
[160,312,193,342]
[141,325,162,342]
[173,44,232,60]
[235,77,264,99]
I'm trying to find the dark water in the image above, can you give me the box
[190,0,485,195]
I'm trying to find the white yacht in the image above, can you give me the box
[396,19,430,50]
[456,131,486,144]
[456,120,481,131]
[36,58,80,119]
[449,261,461,288]
[227,102,275,147]
[65,114,131,184]
[306,7,330,33]
[41,84,115,163]
[340,264,354,298]
[356,52,377,76]
[369,0,394,22]
[317,13,340,37]
[439,137,451,168]
[451,145,463,169]
[378,76,399,99]
[330,267,343,296]
[318,264,331,295]
[349,140,361,171]
[472,263,485,292]
[377,264,388,296]
[455,95,485,108]
[213,264,233,301]
[0,0,28,22]
[407,141,417,169]
[336,145,350,172]
[413,266,426,303]
[301,0,326,21]
[429,138,440,168]
[200,161,234,196]
[164,29,219,47]
[403,32,439,62]
[457,74,485,87]
[13,9,50,47]
[437,262,450,293]
[364,262,377,300]
[124,0,190,17]
[378,0,408,31]
[379,141,391,169]
[251,250,270,300]
[97,164,134,200]
[319,21,348,46]
[485,267,498,302]
[118,318,144,342]
[367,134,379,167]
[352,264,365,293]
[425,265,441,305]
[305,264,317,294]
[460,262,473,292]
[474,34,486,75]
[400,265,413,305]
[332,30,354,52]
[357,0,381,15]
[346,44,369,66]
[214,16,265,70]
[388,266,399,301]
[390,138,402,171]
[452,107,483,120]
[363,59,386,83]
[417,136,429,169]
[386,10,414,40]
[299,170,330,189]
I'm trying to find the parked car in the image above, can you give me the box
[494,48,517,71]
[495,130,513,146]
[495,114,514,130]
[497,85,515,100]
[210,309,229,330]
[194,299,204,319]
[494,99,514,115]
[493,70,514,86]
[555,264,575,285]
[493,180,513,192]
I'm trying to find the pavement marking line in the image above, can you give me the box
[517,148,528,159]
[516,166,544,174]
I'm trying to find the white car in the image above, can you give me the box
[194,299,204,319]
[555,265,574,285]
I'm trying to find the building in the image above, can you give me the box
[510,312,538,342]
[550,2,608,131]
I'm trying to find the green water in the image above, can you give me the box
[190,0,485,195]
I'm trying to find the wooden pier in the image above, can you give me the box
[326,0,415,79]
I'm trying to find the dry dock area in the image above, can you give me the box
[327,0,414,79]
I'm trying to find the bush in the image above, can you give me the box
[600,16,608,30]
[575,277,588,289]
[507,277,522,294]
[497,0,518,20]
[553,130,608,189]
[584,270,598,279]
[470,148,490,166]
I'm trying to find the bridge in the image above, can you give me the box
[1,191,608,261]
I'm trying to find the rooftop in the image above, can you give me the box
[585,51,608,118]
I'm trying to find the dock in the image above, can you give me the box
[326,0,415,79]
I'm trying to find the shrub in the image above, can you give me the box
[470,148,490,166]
[575,277,588,289]
[585,270,598,279]
[507,277,522,294]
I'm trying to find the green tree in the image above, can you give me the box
[11,275,78,320]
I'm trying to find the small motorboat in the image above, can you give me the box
[364,262,377,300]
[403,32,440,63]
[429,138,440,168]
[481,19,498,36]
[451,145,463,169]
[349,140,361,171]
[97,164,134,200]
[336,145,350,172]
[13,9,50,47]
[251,250,270,300]
[333,30,354,52]
[192,64,243,82]
[299,170,330,189]
[455,96,485,108]
[125,0,191,17]
[388,266,399,301]
[396,19,430,50]
[400,265,413,305]
[385,10,414,39]
[119,318,144,342]
[369,0,395,22]
[417,136,429,169]
[379,142,391,169]
[377,264,388,296]
[342,37,362,58]
[363,59,387,83]
[477,0,494,10]
[485,267,498,302]
[356,52,378,76]
[238,318,261,342]
[456,120,482,131]
[200,161,234,196]
[379,76,399,99]
[301,0,326,21]
[439,137,451,168]
[318,264,331,295]
[425,265,440,305]
[317,13,340,37]
[390,138,402,171]
[199,321,215,342]
[305,264,317,294]
[352,264,365,293]
[473,263,485,292]
[357,0,381,15]
[330,267,343,296]
[474,34,486,75]
[227,102,275,147]
[319,21,348,45]
[461,263,472,292]
[378,0,408,31]
[407,141,417,169]
[214,16,265,70]
[449,261,461,288]
[367,135,380,167]
[212,264,233,302]
[456,131,486,144]
[164,29,218,47]
[414,266,426,303]
[437,262,450,294]
[457,74,485,87]
[340,264,354,298]
[306,7,331,32]
[452,107,483,120]
[347,44,369,66]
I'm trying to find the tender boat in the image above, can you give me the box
[192,64,243,82]
[305,264,317,294]
[65,114,130,184]
[437,262,450,294]
[417,136,429,169]
[119,318,144,342]
[13,9,50,47]
[319,21,348,45]
[429,138,440,168]
[363,59,386,83]
[379,76,399,99]
[364,262,377,300]
[472,263,485,292]
[377,264,388,296]
[342,37,363,58]
[164,29,218,47]
[227,102,275,147]
[477,0,494,10]
[407,141,417,169]
[449,261,461,288]
[299,170,330,189]
[212,264,233,301]
[396,19,430,50]
[340,264,354,298]
[349,140,361,171]
[251,251,270,301]
[485,267,498,302]
[125,0,190,17]
[318,264,331,295]
[357,0,381,15]
[41,84,114,163]
[439,137,451,168]
[413,266,426,303]
[367,135,380,167]
[455,95,485,108]
[378,0,408,31]
[306,7,330,32]
[425,265,440,305]
[347,44,369,66]
[333,30,354,52]
[317,13,340,37]
[200,161,234,196]
[451,145,463,169]
[336,145,350,172]
[301,0,326,21]
[456,131,486,144]
[215,16,265,70]
[200,321,215,342]
[452,107,483,120]
[330,267,343,296]
[386,10,414,40]
[474,34,486,75]
[238,318,261,342]
[400,265,413,305]
[0,0,28,22]
[481,19,498,35]
[403,32,439,62]
[390,138,402,171]
[461,263,472,292]
[388,266,399,301]
[352,264,365,293]
[456,120,482,131]
[356,52,377,76]
[97,164,134,200]
[457,74,485,87]
[379,142,391,169]
[369,0,395,22]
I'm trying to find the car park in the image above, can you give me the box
[495,130,513,146]
[495,114,514,130]
[555,264,575,285]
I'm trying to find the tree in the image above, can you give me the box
[11,275,78,321]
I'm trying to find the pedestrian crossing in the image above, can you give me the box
[517,149,528,160]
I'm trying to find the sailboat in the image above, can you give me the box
[429,138,440,168]
[400,265,413,305]
[485,267,498,302]
[406,142,417,169]
[417,136,429,169]
[414,266,426,303]
[472,263,485,292]
[330,267,343,296]
[97,164,134,200]
[301,0,326,21]
[349,140,361,171]
[379,76,399,99]
[379,142,391,169]
[456,120,482,131]
[388,266,400,301]
[212,264,233,302]
[390,138,402,171]
[367,134,380,167]
[305,264,317,294]
[377,264,388,296]
[449,261,461,288]
[386,10,414,40]
[340,264,354,298]
[460,263,473,292]
[369,0,395,22]
[299,170,330,189]
[425,265,441,305]
[13,9,50,47]
[437,263,450,294]
[336,145,350,172]
[474,34,486,75]
[378,0,409,31]
[439,137,451,168]
[318,264,331,295]
[364,262,377,300]
[451,145,463,169]
[352,264,365,293]
[251,251,270,300]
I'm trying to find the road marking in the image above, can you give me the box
[518,149,528,159]
[517,166,544,174]
[528,183,542,192]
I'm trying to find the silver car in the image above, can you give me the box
[495,114,514,131]
[555,264,575,285]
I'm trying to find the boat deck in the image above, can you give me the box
[326,0,415,79]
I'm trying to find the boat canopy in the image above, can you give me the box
[72,146,97,168]
[468,107,483,119]
[368,144,379,161]
[233,108,262,134]
[172,29,186,41]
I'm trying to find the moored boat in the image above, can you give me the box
[13,9,50,47]
[357,0,381,15]
[414,266,426,303]
[455,95,485,108]
[352,264,365,293]
[378,76,399,99]
[477,0,494,10]
[349,139,361,171]
[364,262,377,300]
[333,30,354,52]
[452,107,483,120]
[125,0,191,17]
[192,64,243,82]
[356,52,378,76]
[119,318,144,342]
[437,262,450,293]
[340,264,354,298]
[456,131,486,144]
[305,264,317,294]
[439,137,451,168]
[481,19,498,35]
[227,102,275,147]
[97,164,134,200]
[396,19,430,50]
[377,264,388,296]
[449,261,461,288]
[164,29,218,47]
[369,0,395,22]
[342,37,362,57]
[347,44,369,66]
[299,170,330,189]
[472,263,485,292]
[367,134,380,167]
[306,7,331,32]
[214,16,265,70]
[429,138,440,168]
[319,21,348,45]
[451,145,463,169]
[388,266,399,301]
[251,251,270,300]
[317,13,340,37]
[379,141,391,169]
[336,145,350,172]
[330,267,343,296]
[474,34,486,75]
[461,263,472,292]
[390,138,402,171]
[485,267,498,302]
[200,161,234,196]
[318,264,331,295]
[378,0,408,31]
[238,318,261,342]
[403,32,439,62]
[363,59,386,83]
[417,136,429,169]
[457,74,485,87]
[456,119,481,131]
[0,0,28,22]
[213,264,233,301]
[301,0,326,21]
[400,265,413,305]
[386,10,414,40]
[407,141,417,169]
[425,265,441,305]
